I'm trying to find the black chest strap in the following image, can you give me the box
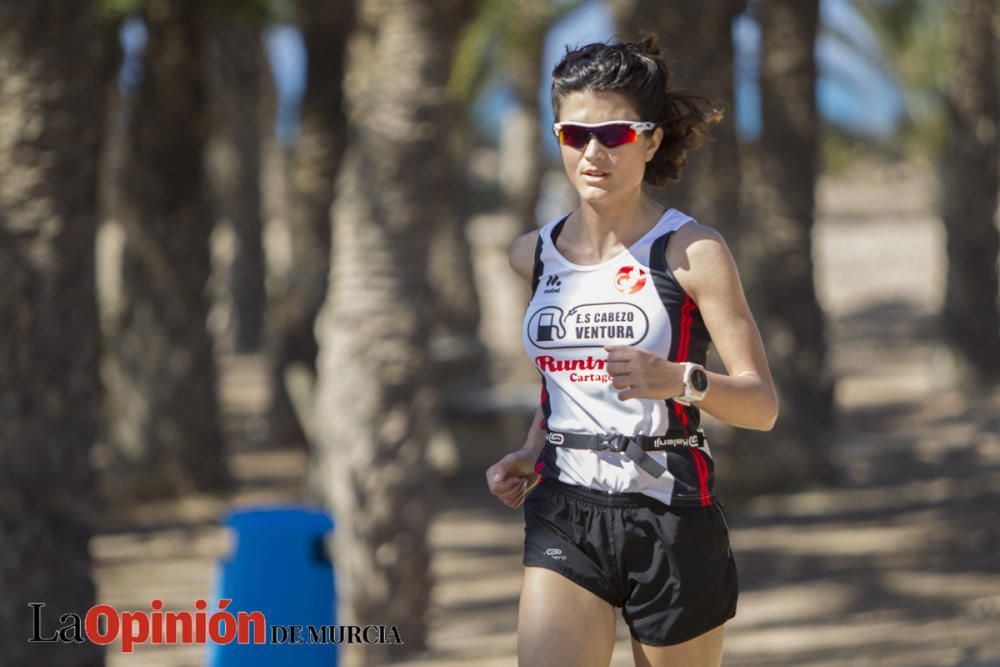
[544,429,707,479]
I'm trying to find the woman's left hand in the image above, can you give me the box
[604,344,684,401]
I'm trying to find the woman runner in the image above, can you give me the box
[486,35,778,667]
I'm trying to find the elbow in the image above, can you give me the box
[760,393,779,431]
[746,383,778,431]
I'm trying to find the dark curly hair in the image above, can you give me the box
[550,33,723,187]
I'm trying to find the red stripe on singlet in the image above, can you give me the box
[678,295,694,361]
[538,384,548,481]
[673,295,710,505]
[690,449,711,506]
[671,295,697,430]
[540,383,549,428]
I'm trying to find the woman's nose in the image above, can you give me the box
[583,135,606,158]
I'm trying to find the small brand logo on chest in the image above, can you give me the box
[542,274,562,294]
[614,266,647,294]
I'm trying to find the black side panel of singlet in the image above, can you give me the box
[649,230,713,433]
[530,214,570,296]
[532,215,569,481]
[648,230,712,363]
[530,235,544,296]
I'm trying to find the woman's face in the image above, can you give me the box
[556,89,663,205]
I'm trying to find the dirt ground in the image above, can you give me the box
[95,163,1000,666]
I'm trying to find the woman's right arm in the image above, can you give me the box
[484,230,545,508]
[509,227,544,459]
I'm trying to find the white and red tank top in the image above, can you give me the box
[522,207,718,507]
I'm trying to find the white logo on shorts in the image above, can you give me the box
[544,548,567,560]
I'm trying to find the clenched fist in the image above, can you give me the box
[604,344,685,402]
[486,449,542,509]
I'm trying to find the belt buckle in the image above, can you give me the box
[599,432,629,453]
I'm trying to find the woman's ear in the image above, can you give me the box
[645,126,663,162]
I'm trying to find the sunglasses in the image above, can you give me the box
[552,120,657,149]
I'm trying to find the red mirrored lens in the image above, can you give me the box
[558,125,592,148]
[558,124,638,149]
[595,124,637,147]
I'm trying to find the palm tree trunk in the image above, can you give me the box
[426,151,482,343]
[480,0,549,385]
[610,0,746,248]
[740,0,837,486]
[313,0,472,661]
[501,0,548,238]
[103,0,232,500]
[941,0,1000,383]
[0,2,104,664]
[264,0,353,448]
[206,18,267,353]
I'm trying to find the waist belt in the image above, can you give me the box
[544,429,707,479]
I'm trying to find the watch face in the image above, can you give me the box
[690,368,709,392]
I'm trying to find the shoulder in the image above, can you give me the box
[509,228,541,284]
[665,214,731,263]
[666,218,739,301]
[671,218,729,255]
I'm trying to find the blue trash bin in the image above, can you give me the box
[206,506,337,667]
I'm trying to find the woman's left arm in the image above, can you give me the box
[677,225,778,431]
[604,224,779,430]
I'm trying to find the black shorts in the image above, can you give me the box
[522,478,738,646]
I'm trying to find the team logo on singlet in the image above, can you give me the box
[614,265,647,294]
[527,303,649,348]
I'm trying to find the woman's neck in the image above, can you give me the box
[568,193,664,260]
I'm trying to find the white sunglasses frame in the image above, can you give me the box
[551,120,658,147]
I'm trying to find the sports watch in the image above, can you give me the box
[674,362,709,405]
